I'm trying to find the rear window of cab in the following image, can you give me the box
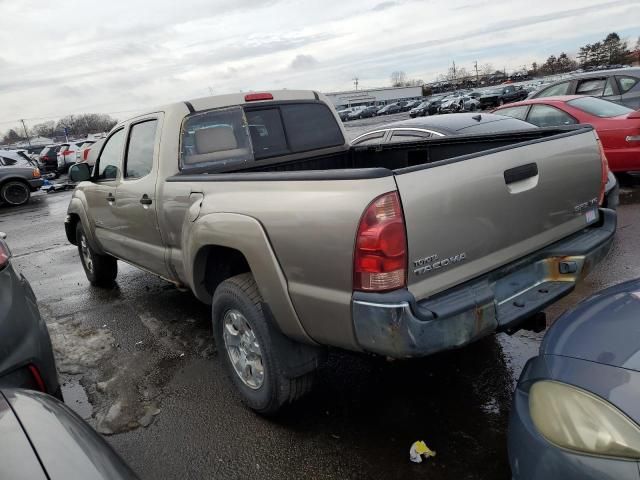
[180,102,344,171]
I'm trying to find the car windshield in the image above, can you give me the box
[567,97,633,118]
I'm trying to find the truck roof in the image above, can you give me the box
[130,90,322,124]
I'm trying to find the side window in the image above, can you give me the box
[503,86,514,94]
[125,120,158,179]
[617,76,639,94]
[495,106,528,120]
[351,131,385,146]
[96,129,125,181]
[527,105,578,128]
[537,81,571,97]
[389,130,431,143]
[576,78,606,96]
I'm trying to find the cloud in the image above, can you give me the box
[372,1,398,11]
[290,54,319,70]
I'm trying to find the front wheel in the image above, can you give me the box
[76,223,117,287]
[212,273,314,414]
[0,181,30,206]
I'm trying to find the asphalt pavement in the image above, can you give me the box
[1,131,639,479]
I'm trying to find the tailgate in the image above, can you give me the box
[394,129,603,301]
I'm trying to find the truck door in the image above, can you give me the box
[84,128,125,255]
[112,116,169,278]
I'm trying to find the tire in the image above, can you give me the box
[1,181,30,206]
[470,103,477,112]
[75,223,117,287]
[212,273,314,415]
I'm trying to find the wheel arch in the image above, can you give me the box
[185,212,315,344]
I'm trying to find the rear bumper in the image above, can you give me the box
[352,208,616,358]
[28,179,43,190]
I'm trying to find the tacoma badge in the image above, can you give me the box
[413,252,467,276]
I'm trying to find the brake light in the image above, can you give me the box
[32,168,41,179]
[63,150,72,156]
[41,155,50,161]
[83,148,91,161]
[0,238,10,270]
[27,365,46,392]
[354,192,407,292]
[595,134,609,205]
[244,92,273,102]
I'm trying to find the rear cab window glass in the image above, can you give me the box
[96,129,125,181]
[181,102,345,168]
[125,120,158,179]
[278,103,344,154]
[526,105,578,127]
[567,97,632,118]
[181,107,252,170]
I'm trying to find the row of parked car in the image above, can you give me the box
[339,85,531,122]
[340,67,640,125]
[0,138,104,207]
[38,139,101,176]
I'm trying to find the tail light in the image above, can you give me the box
[595,134,609,205]
[41,155,50,161]
[354,191,407,292]
[27,365,47,392]
[0,236,11,270]
[62,150,73,156]
[83,148,91,161]
[32,168,41,178]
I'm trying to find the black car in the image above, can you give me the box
[529,67,640,109]
[377,103,401,115]
[479,85,528,109]
[350,113,537,145]
[38,144,62,174]
[409,101,430,117]
[347,105,379,120]
[400,100,422,112]
[0,389,138,480]
[0,232,60,396]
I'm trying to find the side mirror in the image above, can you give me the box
[0,232,6,240]
[69,162,92,183]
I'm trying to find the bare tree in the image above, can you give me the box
[390,71,407,87]
[480,63,494,76]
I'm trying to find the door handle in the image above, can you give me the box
[504,163,538,185]
[106,193,115,203]
[140,194,152,206]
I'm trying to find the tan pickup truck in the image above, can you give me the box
[66,90,616,413]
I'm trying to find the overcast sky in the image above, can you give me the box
[0,0,638,126]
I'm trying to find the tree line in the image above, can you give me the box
[388,32,640,88]
[1,113,118,145]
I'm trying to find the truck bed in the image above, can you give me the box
[227,126,581,175]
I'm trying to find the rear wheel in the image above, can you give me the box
[76,223,117,287]
[0,181,30,206]
[212,273,315,414]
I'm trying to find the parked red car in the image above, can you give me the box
[493,95,640,172]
